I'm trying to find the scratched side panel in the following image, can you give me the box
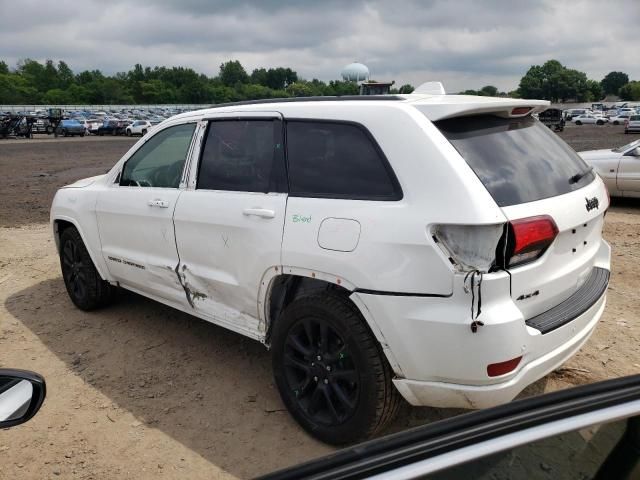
[172,190,287,339]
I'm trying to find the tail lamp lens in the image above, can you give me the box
[508,215,558,267]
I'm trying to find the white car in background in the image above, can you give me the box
[580,139,640,197]
[563,108,590,121]
[573,114,607,125]
[125,120,152,136]
[51,92,610,444]
[610,113,634,125]
[625,115,640,134]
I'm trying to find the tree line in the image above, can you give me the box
[0,59,415,105]
[0,57,638,105]
[463,61,638,102]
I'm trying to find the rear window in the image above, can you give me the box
[286,121,401,200]
[433,115,595,207]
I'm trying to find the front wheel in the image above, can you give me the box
[596,120,604,125]
[271,293,401,445]
[59,227,114,311]
[613,121,619,125]
[575,120,582,125]
[141,129,147,136]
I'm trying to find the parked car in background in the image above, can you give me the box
[97,120,125,136]
[618,108,636,116]
[86,120,102,135]
[537,108,565,131]
[580,139,640,197]
[125,120,152,136]
[51,93,610,444]
[610,113,633,125]
[57,119,86,137]
[573,114,607,125]
[625,115,640,134]
[563,108,590,121]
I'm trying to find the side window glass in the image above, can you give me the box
[426,419,628,480]
[286,121,401,200]
[197,119,285,193]
[120,123,195,188]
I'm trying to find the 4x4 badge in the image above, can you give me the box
[585,196,599,212]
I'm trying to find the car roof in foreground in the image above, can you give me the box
[168,94,550,123]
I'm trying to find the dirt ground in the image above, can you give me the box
[0,124,639,479]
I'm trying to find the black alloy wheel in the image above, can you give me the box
[59,227,114,311]
[61,238,88,302]
[283,317,359,427]
[272,293,401,445]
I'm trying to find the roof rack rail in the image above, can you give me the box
[206,95,404,109]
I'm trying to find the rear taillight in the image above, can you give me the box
[432,224,504,272]
[507,215,558,267]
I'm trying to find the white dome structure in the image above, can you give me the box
[341,63,370,82]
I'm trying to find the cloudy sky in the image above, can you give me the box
[1,0,639,92]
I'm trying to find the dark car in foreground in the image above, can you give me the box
[261,374,640,480]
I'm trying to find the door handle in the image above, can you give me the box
[148,199,170,208]
[242,207,276,219]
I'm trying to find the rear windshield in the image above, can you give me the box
[433,114,595,207]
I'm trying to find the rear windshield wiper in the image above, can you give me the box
[569,166,593,184]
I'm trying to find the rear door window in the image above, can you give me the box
[286,120,401,200]
[197,119,286,193]
[432,114,595,207]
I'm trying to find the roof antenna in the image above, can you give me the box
[413,81,446,95]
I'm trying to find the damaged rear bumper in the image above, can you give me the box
[392,292,605,409]
[352,240,611,410]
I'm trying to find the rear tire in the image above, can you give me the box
[271,293,401,445]
[59,227,114,311]
[613,121,619,125]
[575,120,582,125]
[142,129,147,136]
[597,120,604,125]
[126,129,131,136]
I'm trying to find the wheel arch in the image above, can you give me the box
[53,216,111,282]
[260,267,405,376]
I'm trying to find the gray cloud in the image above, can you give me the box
[0,0,638,92]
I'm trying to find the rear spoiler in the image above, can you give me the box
[407,95,550,121]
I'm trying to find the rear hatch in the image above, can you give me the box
[431,112,608,321]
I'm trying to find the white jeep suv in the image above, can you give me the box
[51,94,611,444]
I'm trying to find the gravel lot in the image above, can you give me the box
[0,124,638,479]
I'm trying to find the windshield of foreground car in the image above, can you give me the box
[431,114,595,207]
[612,139,640,153]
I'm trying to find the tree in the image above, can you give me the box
[286,82,314,97]
[0,61,8,74]
[57,61,74,89]
[398,84,414,94]
[601,71,629,95]
[517,60,593,102]
[218,60,249,87]
[480,85,498,96]
[586,79,603,102]
[619,81,640,101]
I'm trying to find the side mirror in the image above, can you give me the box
[0,369,46,429]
